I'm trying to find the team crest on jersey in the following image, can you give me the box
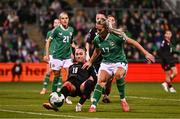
[70,32,72,36]
[109,41,115,47]
[59,32,62,36]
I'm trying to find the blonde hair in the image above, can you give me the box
[59,12,68,19]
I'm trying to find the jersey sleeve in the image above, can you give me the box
[115,32,128,42]
[86,28,96,44]
[70,27,74,44]
[115,34,126,45]
[50,27,58,40]
[45,31,52,41]
[93,37,99,48]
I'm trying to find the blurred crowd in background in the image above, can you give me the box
[0,0,179,63]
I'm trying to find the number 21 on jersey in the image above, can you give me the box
[63,36,70,43]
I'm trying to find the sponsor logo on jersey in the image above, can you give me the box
[109,41,115,46]
[70,32,72,36]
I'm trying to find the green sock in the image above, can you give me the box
[92,84,103,106]
[52,76,62,92]
[57,75,63,89]
[43,74,50,89]
[102,88,105,95]
[116,78,125,99]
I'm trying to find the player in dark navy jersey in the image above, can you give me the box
[43,48,97,112]
[158,30,178,93]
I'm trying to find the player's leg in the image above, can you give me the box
[160,60,176,92]
[50,59,63,92]
[76,79,94,112]
[58,81,76,98]
[114,63,129,112]
[93,63,112,104]
[43,81,76,111]
[89,70,111,112]
[162,69,171,92]
[61,59,73,104]
[52,70,63,92]
[102,78,112,103]
[170,66,178,80]
[40,64,52,94]
[168,66,178,93]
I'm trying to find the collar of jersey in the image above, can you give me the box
[104,33,110,41]
[60,25,69,31]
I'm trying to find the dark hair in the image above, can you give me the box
[77,46,86,52]
[97,10,106,15]
[107,15,116,19]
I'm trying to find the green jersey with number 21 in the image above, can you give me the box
[50,25,74,60]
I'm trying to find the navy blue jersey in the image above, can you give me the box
[86,27,102,66]
[158,40,174,60]
[68,62,97,84]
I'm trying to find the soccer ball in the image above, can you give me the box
[49,92,65,108]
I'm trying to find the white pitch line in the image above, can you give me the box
[0,109,76,118]
[113,95,180,102]
[0,109,117,119]
[0,105,38,107]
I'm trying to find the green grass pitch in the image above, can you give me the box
[0,82,180,118]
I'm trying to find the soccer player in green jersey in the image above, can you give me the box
[40,19,60,95]
[100,15,119,103]
[44,12,74,104]
[83,18,155,112]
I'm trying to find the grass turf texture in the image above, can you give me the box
[0,82,180,118]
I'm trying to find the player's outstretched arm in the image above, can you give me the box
[127,38,155,63]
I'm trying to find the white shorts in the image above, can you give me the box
[98,62,128,76]
[48,55,53,63]
[50,58,73,71]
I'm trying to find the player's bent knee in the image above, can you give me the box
[63,82,75,92]
[98,81,106,88]
[114,73,123,79]
[80,80,94,92]
[81,80,94,98]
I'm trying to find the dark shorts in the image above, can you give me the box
[93,63,100,73]
[67,78,83,97]
[160,58,176,71]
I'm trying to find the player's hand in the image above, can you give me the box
[106,19,113,29]
[82,61,92,70]
[145,53,155,63]
[43,55,49,62]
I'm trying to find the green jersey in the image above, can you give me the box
[93,33,127,63]
[50,25,74,59]
[46,30,55,55]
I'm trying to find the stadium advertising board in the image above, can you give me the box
[0,63,179,82]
